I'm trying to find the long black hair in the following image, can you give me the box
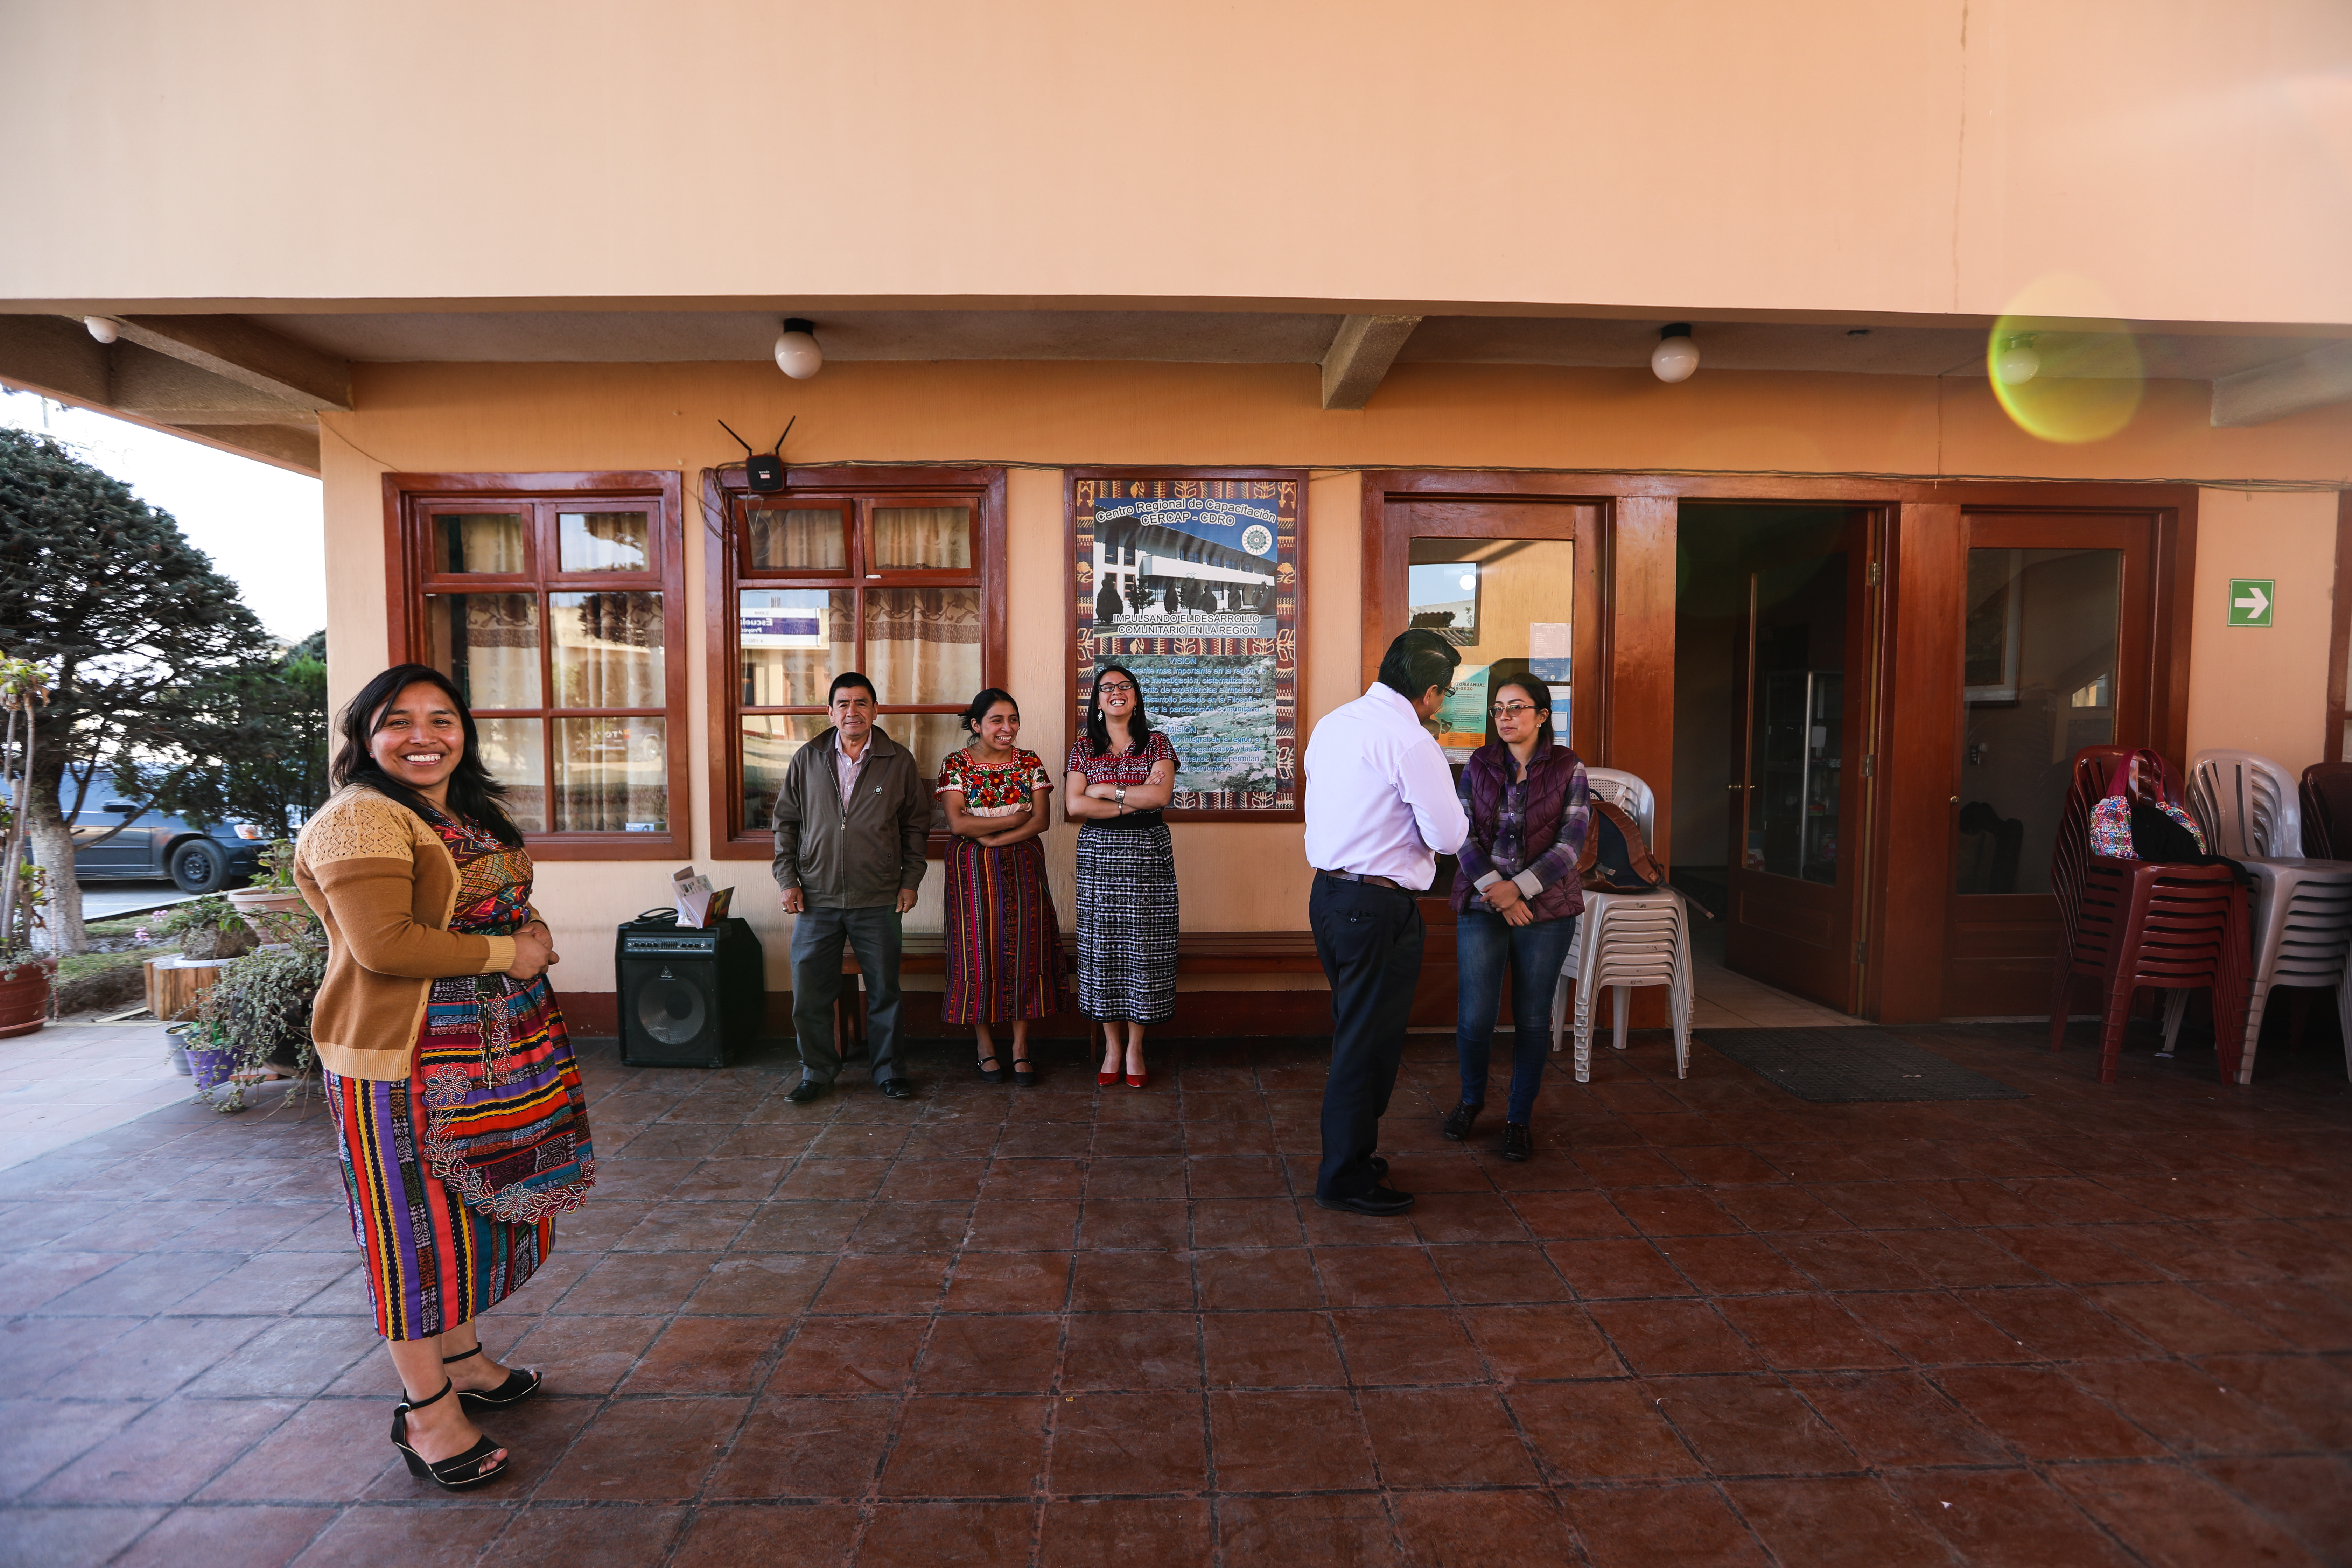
[330,664,524,847]
[1487,673,1557,750]
[959,687,1019,738]
[1083,664,1154,758]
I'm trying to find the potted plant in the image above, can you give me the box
[225,838,309,942]
[194,921,326,1112]
[0,658,54,1039]
[157,894,258,961]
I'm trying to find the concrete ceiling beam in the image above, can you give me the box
[1320,314,1423,409]
[0,313,110,404]
[2211,340,2352,427]
[170,424,322,474]
[111,313,352,412]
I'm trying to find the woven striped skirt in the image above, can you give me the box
[1072,820,1178,1023]
[944,836,1068,1024]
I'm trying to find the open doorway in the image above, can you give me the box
[1674,504,1878,1021]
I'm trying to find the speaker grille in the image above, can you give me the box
[635,973,709,1045]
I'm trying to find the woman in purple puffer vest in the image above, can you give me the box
[1442,675,1589,1163]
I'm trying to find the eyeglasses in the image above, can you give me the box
[1489,702,1542,718]
[1097,681,1135,695]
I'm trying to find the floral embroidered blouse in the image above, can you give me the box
[939,747,1054,818]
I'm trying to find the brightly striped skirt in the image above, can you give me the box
[1073,820,1179,1023]
[943,836,1068,1024]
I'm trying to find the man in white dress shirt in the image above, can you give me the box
[1302,630,1470,1215]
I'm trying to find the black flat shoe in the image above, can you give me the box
[443,1345,540,1410]
[1441,1102,1481,1142]
[880,1078,914,1100]
[390,1380,508,1492]
[1315,1185,1415,1217]
[1502,1123,1533,1163]
[1011,1059,1037,1087]
[975,1055,1005,1083]
[785,1079,828,1104]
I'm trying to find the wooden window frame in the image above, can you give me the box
[702,464,1008,861]
[2329,490,2352,763]
[383,470,690,861]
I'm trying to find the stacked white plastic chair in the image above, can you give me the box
[2175,749,2352,1081]
[1548,767,1692,1082]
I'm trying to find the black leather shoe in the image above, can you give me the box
[1315,1185,1415,1217]
[879,1078,914,1100]
[1369,1156,1389,1179]
[1440,1102,1480,1142]
[1502,1122,1533,1163]
[785,1079,828,1104]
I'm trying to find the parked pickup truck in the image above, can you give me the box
[67,798,270,893]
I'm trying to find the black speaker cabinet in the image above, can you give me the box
[615,913,765,1068]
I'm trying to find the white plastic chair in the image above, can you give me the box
[2176,750,2352,1080]
[1548,766,1691,1081]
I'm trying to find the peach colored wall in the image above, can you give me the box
[2184,488,2339,780]
[316,358,2350,991]
[6,0,2349,326]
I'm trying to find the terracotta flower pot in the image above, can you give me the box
[0,963,53,1039]
[226,886,309,940]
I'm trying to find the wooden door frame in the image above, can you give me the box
[1363,472,2197,1025]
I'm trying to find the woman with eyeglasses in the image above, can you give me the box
[1064,664,1180,1087]
[1443,674,1589,1162]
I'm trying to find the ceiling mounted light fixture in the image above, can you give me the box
[83,316,120,344]
[1650,323,1699,383]
[773,318,823,380]
[1993,335,2040,386]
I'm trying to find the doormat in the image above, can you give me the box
[1695,1027,2026,1103]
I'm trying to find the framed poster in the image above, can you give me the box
[1069,469,1304,820]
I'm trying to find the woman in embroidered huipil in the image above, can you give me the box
[938,688,1067,1085]
[1064,664,1180,1087]
[293,665,594,1494]
[1444,674,1589,1164]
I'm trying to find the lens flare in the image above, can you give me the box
[1987,276,2145,444]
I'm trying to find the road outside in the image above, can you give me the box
[79,881,200,920]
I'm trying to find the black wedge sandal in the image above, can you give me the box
[1011,1058,1037,1087]
[443,1344,542,1410]
[975,1055,1006,1083]
[390,1379,509,1491]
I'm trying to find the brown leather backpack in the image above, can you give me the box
[1577,798,1667,892]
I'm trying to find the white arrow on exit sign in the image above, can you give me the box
[2228,579,2275,627]
[2235,583,2269,616]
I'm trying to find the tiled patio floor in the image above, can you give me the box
[2,1020,2348,1566]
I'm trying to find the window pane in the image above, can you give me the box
[873,505,973,570]
[432,513,525,574]
[864,587,982,706]
[552,716,667,833]
[739,588,855,707]
[738,715,831,833]
[550,591,663,709]
[1956,546,2122,895]
[1744,554,1847,885]
[749,507,847,571]
[426,593,541,708]
[474,717,545,833]
[558,511,650,573]
[1409,537,1573,760]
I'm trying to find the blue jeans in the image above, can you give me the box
[1454,908,1577,1124]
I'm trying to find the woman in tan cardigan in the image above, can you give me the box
[295,665,593,1491]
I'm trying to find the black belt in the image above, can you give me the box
[1316,869,1415,893]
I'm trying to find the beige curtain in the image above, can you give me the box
[551,591,664,709]
[553,716,667,832]
[872,506,971,569]
[750,509,846,570]
[431,593,540,708]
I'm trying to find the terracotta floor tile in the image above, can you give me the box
[1192,1197,1308,1250]
[1390,1488,1574,1568]
[1195,1246,1323,1309]
[1408,1191,1535,1245]
[621,1314,792,1394]
[1586,1299,1765,1375]
[914,1314,1064,1394]
[683,1253,831,1315]
[483,1503,689,1566]
[0,1314,140,1399]
[809,1254,949,1316]
[857,1500,1037,1567]
[1360,1385,1539,1486]
[1186,1155,1289,1199]
[670,1503,860,1567]
[1984,1225,2166,1284]
[940,1251,1072,1314]
[1508,1189,1636,1240]
[1214,1493,1402,1568]
[1562,1481,1767,1567]
[1724,1476,1953,1567]
[1546,1238,1690,1299]
[2195,1352,2352,1448]
[552,1251,722,1315]
[1574,1146,1696,1188]
[1461,1303,1624,1380]
[1790,1368,2010,1466]
[1428,1242,1574,1304]
[1038,1496,1212,1567]
[1328,1307,1485,1386]
[613,1202,756,1253]
[1201,1310,1344,1388]
[34,1250,240,1317]
[196,1399,404,1501]
[1932,1365,2168,1462]
[1059,1312,1200,1390]
[2054,1461,2327,1568]
[1777,1231,1930,1292]
[1962,1286,2155,1360]
[1078,1199,1192,1252]
[1882,1469,2135,1568]
[500,1314,664,1396]
[1067,1248,1194,1311]
[0,1506,167,1568]
[1645,1372,1854,1477]
[962,1199,1080,1253]
[1655,1234,1811,1296]
[2198,1278,2352,1352]
[1046,1389,1209,1494]
[2081,1281,2284,1355]
[1617,1188,1743,1237]
[2202,1456,2352,1564]
[1509,1379,1703,1480]
[111,1504,340,1568]
[704,1393,896,1499]
[0,1396,147,1498]
[43,1313,266,1401]
[1714,1294,1899,1372]
[1871,1227,2049,1288]
[534,1395,746,1502]
[1712,1184,1853,1233]
[768,1316,928,1395]
[2066,1357,2303,1455]
[1207,1388,1379,1491]
[1837,1290,2034,1366]
[733,1200,869,1253]
[32,1395,300,1504]
[1314,1245,1450,1307]
[847,1201,973,1254]
[879,1393,1051,1497]
[285,1503,501,1566]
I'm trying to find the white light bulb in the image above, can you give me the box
[773,321,823,380]
[1994,342,2040,385]
[1650,333,1700,384]
[84,316,120,344]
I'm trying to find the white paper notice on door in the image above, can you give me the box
[1530,622,1570,682]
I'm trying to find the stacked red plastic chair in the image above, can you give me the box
[2046,747,2250,1084]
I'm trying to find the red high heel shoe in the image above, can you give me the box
[1125,1068,1147,1089]
[1097,1070,1119,1087]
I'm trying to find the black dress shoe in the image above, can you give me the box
[1440,1102,1480,1142]
[785,1079,828,1104]
[1502,1122,1533,1162]
[1315,1185,1415,1217]
[1369,1156,1389,1179]
[879,1078,914,1100]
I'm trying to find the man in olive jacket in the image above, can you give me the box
[772,672,932,1102]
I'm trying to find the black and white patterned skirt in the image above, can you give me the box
[1073,821,1178,1023]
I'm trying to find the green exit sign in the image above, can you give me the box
[2227,579,2274,627]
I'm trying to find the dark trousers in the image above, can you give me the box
[1311,874,1425,1201]
[789,904,903,1085]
